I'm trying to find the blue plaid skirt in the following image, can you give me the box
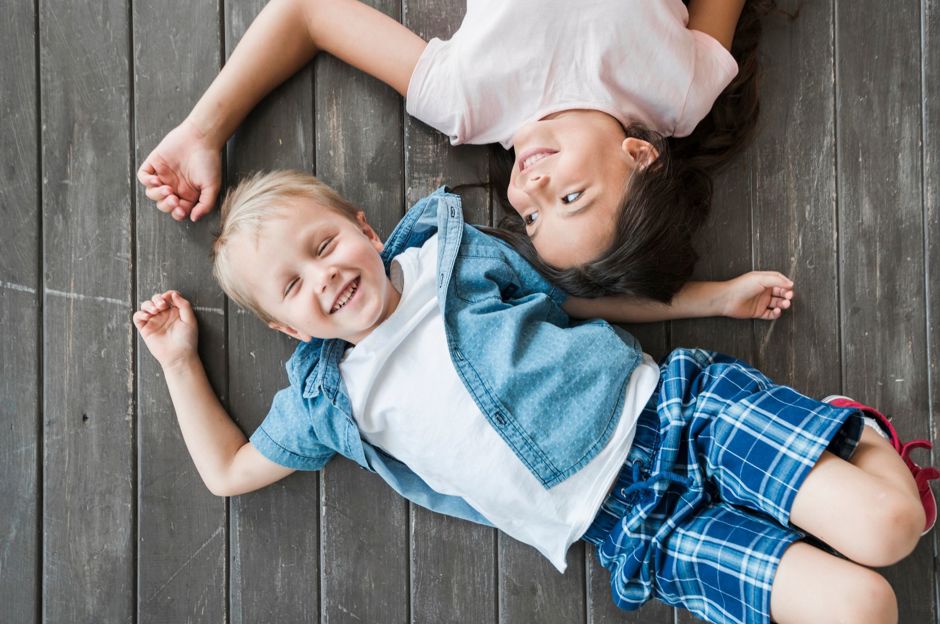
[582,349,863,624]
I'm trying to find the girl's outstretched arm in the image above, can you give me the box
[686,0,747,50]
[138,0,426,221]
[563,271,794,323]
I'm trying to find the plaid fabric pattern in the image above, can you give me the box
[583,349,863,624]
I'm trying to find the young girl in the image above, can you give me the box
[133,175,936,624]
[138,0,772,301]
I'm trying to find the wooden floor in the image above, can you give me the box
[2,0,939,622]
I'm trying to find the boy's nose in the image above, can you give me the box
[318,266,339,293]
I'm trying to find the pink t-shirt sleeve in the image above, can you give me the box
[405,37,470,145]
[674,30,739,137]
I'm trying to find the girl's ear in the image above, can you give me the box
[267,320,311,342]
[355,211,385,253]
[621,138,659,170]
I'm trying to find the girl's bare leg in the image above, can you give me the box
[788,428,924,567]
[769,541,897,624]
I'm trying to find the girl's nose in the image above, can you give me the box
[526,173,549,191]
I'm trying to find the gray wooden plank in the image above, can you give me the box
[40,1,135,621]
[132,1,228,621]
[223,2,321,623]
[0,1,39,622]
[499,540,585,624]
[835,1,935,621]
[749,0,839,393]
[313,1,410,621]
[925,0,940,616]
[401,1,498,622]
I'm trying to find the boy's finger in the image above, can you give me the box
[169,291,196,324]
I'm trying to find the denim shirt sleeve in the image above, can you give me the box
[476,229,568,307]
[250,385,336,471]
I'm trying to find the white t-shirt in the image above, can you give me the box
[406,0,738,148]
[339,235,660,571]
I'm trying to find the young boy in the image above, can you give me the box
[135,172,934,624]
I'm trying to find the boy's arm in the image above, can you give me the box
[562,271,794,323]
[139,0,426,221]
[686,0,747,50]
[135,291,294,496]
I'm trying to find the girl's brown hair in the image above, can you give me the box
[486,0,778,301]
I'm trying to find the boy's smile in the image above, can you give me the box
[228,200,400,344]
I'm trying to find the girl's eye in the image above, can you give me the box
[284,277,300,297]
[561,191,583,204]
[523,211,540,226]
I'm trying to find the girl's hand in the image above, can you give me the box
[137,118,222,222]
[133,291,200,369]
[719,271,794,320]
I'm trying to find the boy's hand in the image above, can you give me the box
[133,291,200,369]
[137,118,221,222]
[719,271,794,320]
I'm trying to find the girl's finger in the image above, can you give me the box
[132,311,149,329]
[141,301,157,315]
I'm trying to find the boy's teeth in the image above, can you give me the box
[331,280,358,313]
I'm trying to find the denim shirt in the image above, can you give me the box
[250,188,643,525]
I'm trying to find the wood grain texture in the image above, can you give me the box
[133,1,228,621]
[40,1,135,621]
[748,0,840,391]
[923,0,940,610]
[313,1,410,622]
[223,2,321,622]
[0,1,39,622]
[836,1,934,621]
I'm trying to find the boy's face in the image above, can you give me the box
[229,201,400,344]
[507,110,657,268]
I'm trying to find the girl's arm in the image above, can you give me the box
[134,291,295,496]
[139,0,426,221]
[563,271,794,323]
[686,0,747,50]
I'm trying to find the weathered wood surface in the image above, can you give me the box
[39,1,136,622]
[2,0,937,622]
[0,2,38,623]
[133,2,229,622]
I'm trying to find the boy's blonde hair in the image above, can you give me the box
[211,170,360,323]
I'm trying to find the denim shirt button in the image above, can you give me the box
[493,412,506,426]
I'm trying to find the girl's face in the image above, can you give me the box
[507,110,656,268]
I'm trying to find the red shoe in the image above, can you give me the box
[824,395,939,534]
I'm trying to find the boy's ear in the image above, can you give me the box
[267,320,311,343]
[621,138,659,171]
[355,211,385,253]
